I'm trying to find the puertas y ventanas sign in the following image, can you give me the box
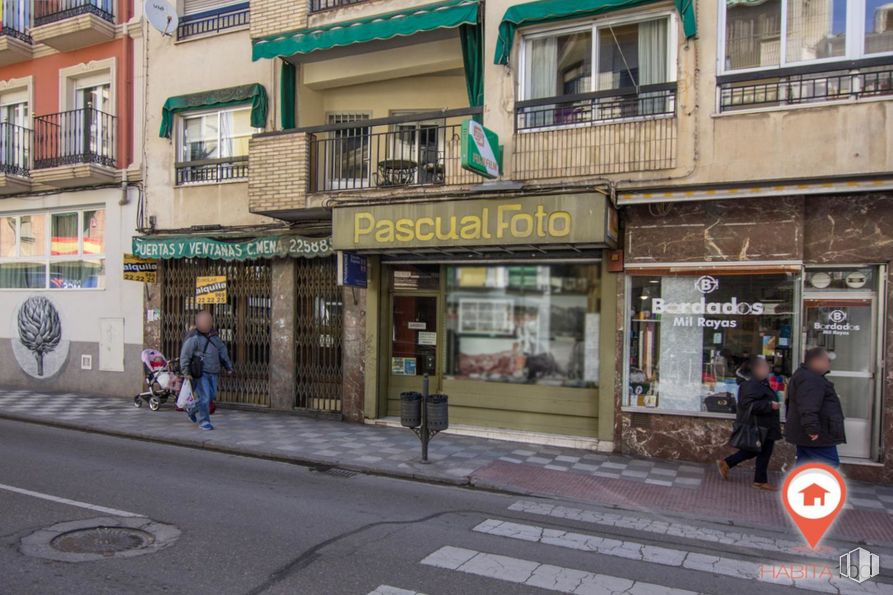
[132,234,333,261]
[332,194,612,251]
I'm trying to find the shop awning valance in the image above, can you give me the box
[159,83,268,138]
[494,0,697,65]
[251,0,479,61]
[132,234,333,261]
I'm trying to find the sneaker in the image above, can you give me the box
[752,482,778,491]
[187,410,197,423]
[200,423,214,431]
[716,459,730,480]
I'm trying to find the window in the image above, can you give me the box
[626,273,797,414]
[445,263,601,388]
[320,113,371,191]
[177,107,254,184]
[0,209,105,289]
[519,14,675,128]
[722,0,893,72]
[0,95,29,174]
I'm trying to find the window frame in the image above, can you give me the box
[0,207,107,291]
[175,105,256,185]
[517,9,679,102]
[717,0,893,76]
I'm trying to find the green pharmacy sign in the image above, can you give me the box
[460,119,501,179]
[132,234,333,261]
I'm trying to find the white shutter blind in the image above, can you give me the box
[182,0,243,17]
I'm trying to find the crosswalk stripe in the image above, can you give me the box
[366,586,424,595]
[509,500,803,556]
[474,519,890,594]
[421,545,700,595]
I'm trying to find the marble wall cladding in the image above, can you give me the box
[341,285,367,423]
[625,197,804,265]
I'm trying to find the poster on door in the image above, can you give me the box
[195,276,228,305]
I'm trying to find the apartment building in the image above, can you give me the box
[0,0,142,395]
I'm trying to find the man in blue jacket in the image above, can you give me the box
[785,347,846,466]
[180,311,233,430]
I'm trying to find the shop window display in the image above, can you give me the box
[627,273,797,414]
[445,263,600,388]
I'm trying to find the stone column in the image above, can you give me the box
[341,283,367,422]
[269,258,296,410]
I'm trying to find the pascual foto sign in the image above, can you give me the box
[332,195,611,251]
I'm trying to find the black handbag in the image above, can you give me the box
[704,392,737,413]
[190,338,211,379]
[729,402,768,453]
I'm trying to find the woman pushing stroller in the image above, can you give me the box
[180,311,233,431]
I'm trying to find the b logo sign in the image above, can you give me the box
[695,276,719,294]
[829,310,847,324]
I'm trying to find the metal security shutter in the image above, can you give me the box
[182,0,242,16]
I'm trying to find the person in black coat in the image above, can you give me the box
[717,355,782,490]
[785,347,846,467]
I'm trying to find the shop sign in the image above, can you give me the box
[337,252,368,288]
[460,119,501,179]
[133,234,333,261]
[653,275,766,329]
[195,276,227,305]
[814,309,861,336]
[332,194,610,251]
[123,254,158,283]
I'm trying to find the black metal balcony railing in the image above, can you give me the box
[718,63,893,112]
[515,83,677,131]
[177,3,249,40]
[309,0,368,12]
[33,108,116,169]
[307,108,484,192]
[0,122,31,176]
[34,0,114,27]
[1,0,32,42]
[176,155,248,184]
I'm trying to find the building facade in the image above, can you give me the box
[0,0,143,396]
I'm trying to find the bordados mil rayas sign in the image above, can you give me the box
[332,194,612,251]
[460,119,501,179]
[132,234,333,261]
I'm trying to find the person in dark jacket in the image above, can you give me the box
[716,355,781,490]
[180,311,233,430]
[785,347,846,467]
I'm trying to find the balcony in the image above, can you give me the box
[0,4,34,66]
[176,156,248,185]
[309,0,369,12]
[718,62,893,113]
[32,108,118,187]
[513,84,678,180]
[0,122,31,194]
[31,0,115,51]
[177,3,249,41]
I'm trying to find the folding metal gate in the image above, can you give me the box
[294,256,343,412]
[160,259,272,406]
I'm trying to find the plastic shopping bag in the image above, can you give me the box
[176,378,196,410]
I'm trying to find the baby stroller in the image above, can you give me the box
[134,349,183,411]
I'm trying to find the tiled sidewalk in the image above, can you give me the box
[3,389,893,545]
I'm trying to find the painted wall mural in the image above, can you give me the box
[12,296,69,378]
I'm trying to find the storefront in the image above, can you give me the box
[333,193,619,445]
[619,195,891,481]
[134,230,347,415]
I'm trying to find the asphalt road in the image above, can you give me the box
[0,419,888,595]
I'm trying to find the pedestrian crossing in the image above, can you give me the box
[367,500,893,595]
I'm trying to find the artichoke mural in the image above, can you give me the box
[17,296,62,377]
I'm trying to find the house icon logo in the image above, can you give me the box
[800,483,830,507]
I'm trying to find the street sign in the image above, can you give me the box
[460,119,501,179]
[195,276,227,305]
[337,252,368,288]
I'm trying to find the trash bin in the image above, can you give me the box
[426,394,448,432]
[400,391,421,428]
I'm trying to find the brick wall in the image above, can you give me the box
[250,0,307,40]
[248,132,309,215]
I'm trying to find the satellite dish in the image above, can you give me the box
[145,0,178,36]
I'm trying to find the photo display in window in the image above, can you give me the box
[445,263,600,388]
[627,273,796,413]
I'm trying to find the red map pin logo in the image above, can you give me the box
[782,463,847,549]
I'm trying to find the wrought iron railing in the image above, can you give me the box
[33,108,116,169]
[718,64,893,112]
[515,83,677,131]
[307,108,485,192]
[34,0,114,26]
[177,3,248,40]
[0,122,31,176]
[309,0,369,12]
[175,155,248,184]
[1,0,32,42]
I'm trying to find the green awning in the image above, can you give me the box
[132,234,333,261]
[494,0,697,65]
[252,0,479,61]
[159,84,268,138]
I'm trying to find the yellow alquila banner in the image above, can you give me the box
[195,276,228,305]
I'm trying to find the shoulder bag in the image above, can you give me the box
[189,337,211,379]
[729,402,768,453]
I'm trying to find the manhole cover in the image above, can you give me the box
[21,517,180,563]
[50,527,154,555]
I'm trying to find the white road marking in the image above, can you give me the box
[0,482,144,518]
[475,519,893,594]
[367,587,425,595]
[421,545,700,595]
